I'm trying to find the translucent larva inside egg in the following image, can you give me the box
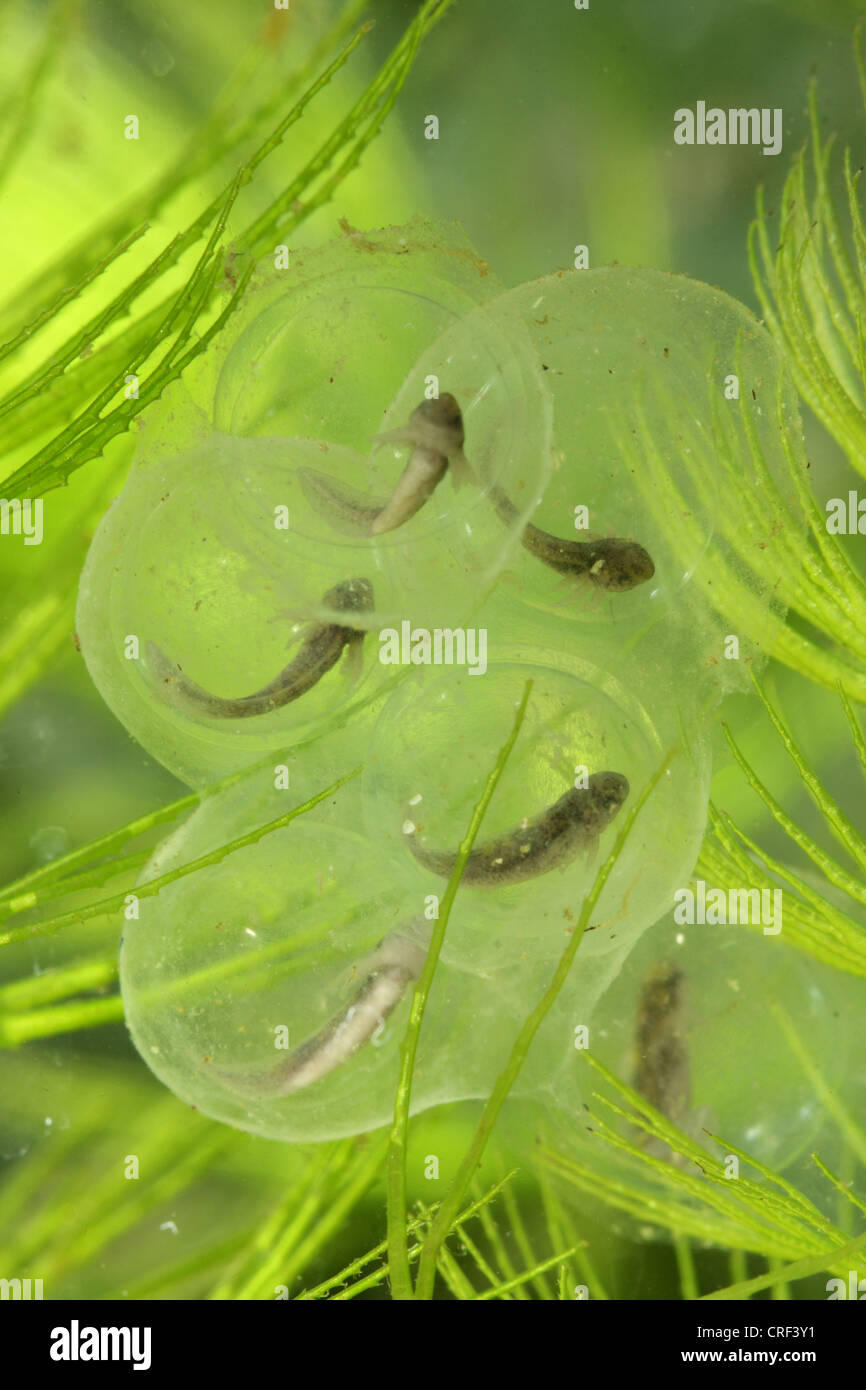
[120,812,429,1142]
[76,430,398,788]
[209,262,554,623]
[120,759,642,1142]
[530,917,853,1223]
[362,647,712,973]
[82,224,825,1166]
[76,221,557,786]
[455,267,809,676]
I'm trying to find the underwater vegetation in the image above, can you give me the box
[1,0,866,1304]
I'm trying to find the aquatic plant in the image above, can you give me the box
[1,1,864,1303]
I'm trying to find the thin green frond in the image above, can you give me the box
[413,746,678,1299]
[1,0,456,497]
[750,41,866,478]
[0,765,361,948]
[386,678,534,1299]
[701,1230,866,1301]
[696,680,866,978]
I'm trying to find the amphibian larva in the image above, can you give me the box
[404,771,629,887]
[299,393,471,537]
[212,927,428,1098]
[487,483,655,592]
[147,576,374,719]
[632,961,691,1155]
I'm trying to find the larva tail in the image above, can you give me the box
[448,447,475,491]
[297,467,383,536]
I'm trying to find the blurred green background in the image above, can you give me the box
[1,0,865,1300]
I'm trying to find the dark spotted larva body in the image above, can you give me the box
[147,576,374,718]
[487,483,655,592]
[405,771,629,887]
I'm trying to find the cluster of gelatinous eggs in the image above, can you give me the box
[77,218,837,1156]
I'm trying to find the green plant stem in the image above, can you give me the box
[0,765,361,947]
[385,679,534,1300]
[297,1172,516,1300]
[413,746,677,1300]
[701,1229,866,1301]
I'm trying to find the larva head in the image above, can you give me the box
[408,392,465,456]
[324,576,375,615]
[637,960,685,1024]
[368,922,430,979]
[587,539,655,592]
[585,769,630,828]
[556,770,629,837]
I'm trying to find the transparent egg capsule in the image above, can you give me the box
[77,221,554,785]
[449,267,809,677]
[531,914,854,1233]
[119,757,606,1142]
[362,645,712,974]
